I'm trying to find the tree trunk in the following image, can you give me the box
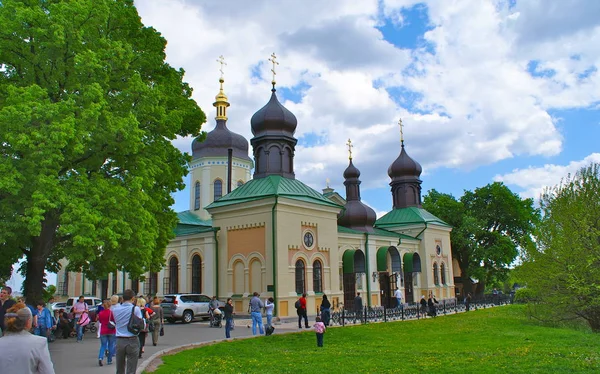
[24,213,58,303]
[23,253,47,304]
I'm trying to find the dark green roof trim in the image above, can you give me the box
[206,175,343,210]
[176,211,213,227]
[375,207,451,228]
[337,226,417,240]
[174,224,215,237]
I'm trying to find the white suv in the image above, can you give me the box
[65,297,103,316]
[161,294,225,324]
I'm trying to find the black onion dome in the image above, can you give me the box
[387,145,422,180]
[338,201,377,232]
[192,121,251,161]
[250,90,297,136]
[343,160,360,179]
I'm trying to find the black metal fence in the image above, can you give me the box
[329,295,512,326]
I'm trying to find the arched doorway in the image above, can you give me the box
[342,249,366,310]
[376,246,401,308]
[403,252,422,303]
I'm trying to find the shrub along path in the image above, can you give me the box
[148,305,600,373]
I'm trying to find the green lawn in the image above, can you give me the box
[149,305,600,373]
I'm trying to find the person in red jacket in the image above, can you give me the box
[297,293,309,329]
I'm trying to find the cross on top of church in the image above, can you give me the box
[216,55,227,79]
[346,138,353,160]
[398,118,404,145]
[268,52,279,87]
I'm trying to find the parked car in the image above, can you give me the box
[50,302,67,312]
[65,297,103,320]
[161,294,225,323]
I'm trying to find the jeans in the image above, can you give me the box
[34,326,48,340]
[251,312,264,335]
[99,334,116,362]
[316,332,324,347]
[74,318,84,341]
[116,336,139,374]
[225,317,233,338]
[298,310,308,328]
[266,314,273,328]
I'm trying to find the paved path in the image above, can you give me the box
[49,318,301,374]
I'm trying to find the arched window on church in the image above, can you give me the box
[433,262,439,286]
[194,182,201,210]
[149,272,158,296]
[131,279,139,295]
[295,259,305,294]
[440,263,446,285]
[192,254,202,294]
[169,257,179,294]
[313,260,323,293]
[214,179,223,200]
[237,180,244,188]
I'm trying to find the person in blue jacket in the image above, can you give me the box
[35,301,54,341]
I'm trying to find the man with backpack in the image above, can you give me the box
[112,289,144,374]
[296,293,309,329]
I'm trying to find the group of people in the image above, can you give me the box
[419,292,440,317]
[0,286,165,374]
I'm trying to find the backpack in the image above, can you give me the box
[295,300,301,309]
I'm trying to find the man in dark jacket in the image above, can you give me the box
[0,286,16,335]
[354,292,363,312]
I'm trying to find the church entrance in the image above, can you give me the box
[342,249,366,311]
[402,252,422,303]
[376,246,402,308]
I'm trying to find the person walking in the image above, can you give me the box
[313,316,326,348]
[224,298,234,339]
[34,301,53,341]
[354,292,363,312]
[97,300,116,366]
[265,297,275,328]
[136,298,150,358]
[465,292,472,312]
[150,297,163,346]
[0,302,55,373]
[72,296,88,342]
[319,294,331,326]
[113,289,143,374]
[394,288,403,310]
[427,292,438,317]
[297,293,309,329]
[419,295,427,316]
[249,292,264,335]
[0,286,16,335]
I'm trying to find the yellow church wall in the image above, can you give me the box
[227,226,266,259]
[419,225,455,299]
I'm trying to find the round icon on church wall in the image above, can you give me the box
[303,231,314,249]
[436,244,442,256]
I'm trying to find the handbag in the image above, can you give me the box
[107,311,116,330]
[127,305,144,335]
[159,326,164,336]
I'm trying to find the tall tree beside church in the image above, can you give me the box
[0,0,205,302]
[423,182,538,295]
[517,163,600,332]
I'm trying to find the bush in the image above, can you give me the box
[513,287,536,303]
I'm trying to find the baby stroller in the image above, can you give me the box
[208,307,222,328]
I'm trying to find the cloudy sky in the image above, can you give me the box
[9,0,600,290]
[131,0,600,217]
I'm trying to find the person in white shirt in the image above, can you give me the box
[264,297,275,328]
[0,302,55,374]
[112,289,144,374]
[394,288,403,311]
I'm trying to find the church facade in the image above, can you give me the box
[57,69,456,317]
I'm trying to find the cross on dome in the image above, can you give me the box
[398,118,404,145]
[216,55,227,79]
[268,52,279,88]
[346,138,353,160]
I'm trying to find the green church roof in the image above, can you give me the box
[337,225,418,240]
[206,175,343,210]
[375,207,451,228]
[174,211,214,237]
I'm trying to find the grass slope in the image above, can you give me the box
[150,306,600,373]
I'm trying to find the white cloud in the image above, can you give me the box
[494,153,600,199]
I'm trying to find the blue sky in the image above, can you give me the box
[9,0,600,289]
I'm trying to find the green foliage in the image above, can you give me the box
[423,183,538,295]
[513,287,536,304]
[149,306,600,373]
[0,0,206,302]
[518,163,600,332]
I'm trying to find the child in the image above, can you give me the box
[313,316,326,347]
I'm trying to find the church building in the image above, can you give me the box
[57,58,455,317]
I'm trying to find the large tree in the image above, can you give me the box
[0,0,205,302]
[423,182,538,295]
[517,163,600,332]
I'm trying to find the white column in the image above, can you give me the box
[180,240,189,293]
